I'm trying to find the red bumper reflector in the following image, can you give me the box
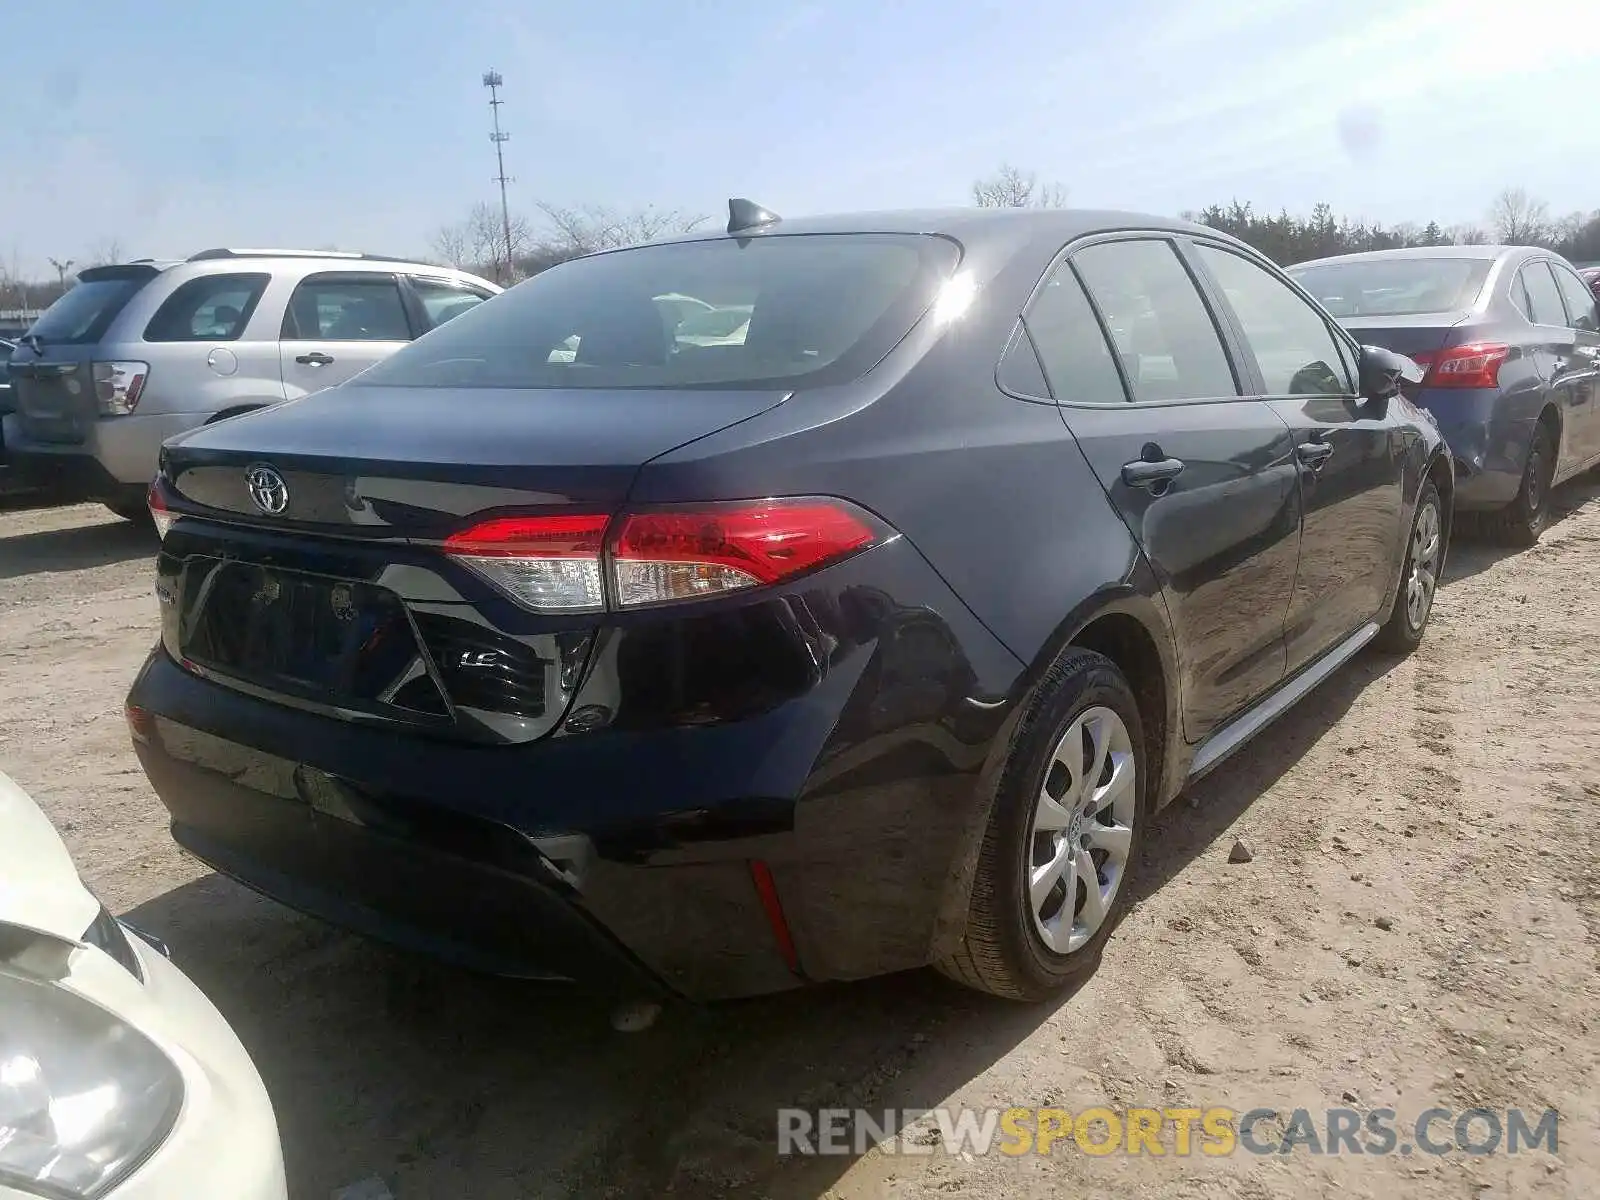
[749,859,801,976]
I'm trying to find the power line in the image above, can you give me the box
[482,70,515,282]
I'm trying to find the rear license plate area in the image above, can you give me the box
[181,560,442,713]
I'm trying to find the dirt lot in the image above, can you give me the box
[1,490,1597,1200]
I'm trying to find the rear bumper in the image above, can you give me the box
[1414,390,1529,510]
[125,537,1024,1000]
[1,410,201,492]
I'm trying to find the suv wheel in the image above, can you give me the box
[1490,423,1555,546]
[937,649,1146,1001]
[1375,480,1443,654]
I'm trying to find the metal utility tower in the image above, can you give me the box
[482,70,515,281]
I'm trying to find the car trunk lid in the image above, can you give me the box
[1337,312,1473,360]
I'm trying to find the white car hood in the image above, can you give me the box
[0,769,99,943]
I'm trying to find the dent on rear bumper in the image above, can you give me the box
[1417,391,1530,509]
[128,539,1026,1000]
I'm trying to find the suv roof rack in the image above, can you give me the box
[186,247,411,263]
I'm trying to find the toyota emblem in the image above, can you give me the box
[245,463,290,516]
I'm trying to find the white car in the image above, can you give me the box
[0,770,286,1200]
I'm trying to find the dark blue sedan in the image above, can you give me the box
[1291,246,1600,544]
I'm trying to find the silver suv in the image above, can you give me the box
[3,249,500,520]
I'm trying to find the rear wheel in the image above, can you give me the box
[1376,480,1443,654]
[1489,422,1555,546]
[936,649,1147,1001]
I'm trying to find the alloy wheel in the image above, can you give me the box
[1027,705,1136,954]
[1406,499,1441,631]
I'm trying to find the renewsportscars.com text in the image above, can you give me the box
[777,1105,1560,1158]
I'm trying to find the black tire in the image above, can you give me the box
[104,500,152,525]
[1488,421,1555,547]
[936,648,1148,1001]
[1375,480,1443,655]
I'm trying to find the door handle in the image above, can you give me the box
[1296,441,1334,469]
[1121,457,1185,488]
[295,351,334,366]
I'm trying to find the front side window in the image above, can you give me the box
[1197,245,1350,395]
[355,233,958,392]
[283,275,411,341]
[410,278,492,330]
[1550,263,1599,333]
[144,273,269,342]
[1022,262,1127,404]
[1073,239,1238,402]
[1520,263,1567,328]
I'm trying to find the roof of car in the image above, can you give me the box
[1290,244,1531,270]
[669,206,1217,245]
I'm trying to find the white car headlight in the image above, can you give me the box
[0,971,183,1198]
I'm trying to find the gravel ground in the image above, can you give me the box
[1,490,1596,1199]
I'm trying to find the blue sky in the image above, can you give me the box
[2,0,1593,278]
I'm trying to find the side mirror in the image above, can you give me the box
[1357,344,1424,403]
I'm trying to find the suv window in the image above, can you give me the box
[144,272,269,342]
[25,267,158,346]
[283,275,412,341]
[1072,239,1238,402]
[1196,244,1351,395]
[1022,262,1128,404]
[355,233,957,392]
[1521,263,1567,328]
[1550,263,1599,333]
[410,277,492,330]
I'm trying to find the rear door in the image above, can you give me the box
[1190,240,1403,674]
[1029,236,1301,742]
[9,265,159,444]
[1549,260,1600,467]
[1519,260,1591,480]
[278,272,415,399]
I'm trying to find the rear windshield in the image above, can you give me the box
[25,270,156,345]
[1288,258,1493,318]
[353,233,959,391]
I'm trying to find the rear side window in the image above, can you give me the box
[143,273,269,342]
[1196,245,1351,395]
[25,271,155,345]
[1550,263,1599,333]
[410,277,492,330]
[283,275,412,341]
[354,233,958,392]
[1073,239,1238,402]
[1023,263,1127,404]
[1521,263,1567,327]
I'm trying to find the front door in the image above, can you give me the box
[1027,238,1302,742]
[1188,241,1404,674]
[278,272,415,399]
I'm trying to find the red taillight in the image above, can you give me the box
[444,514,610,612]
[612,500,879,607]
[147,480,174,540]
[125,701,158,745]
[1411,342,1509,389]
[442,500,883,612]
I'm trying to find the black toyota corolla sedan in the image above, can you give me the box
[127,203,1450,1002]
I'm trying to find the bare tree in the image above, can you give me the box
[430,221,473,269]
[972,164,1067,209]
[85,237,125,266]
[47,257,76,288]
[1489,188,1550,245]
[534,202,707,256]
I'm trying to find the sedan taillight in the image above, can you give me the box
[443,499,886,612]
[1410,343,1509,389]
[147,480,174,540]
